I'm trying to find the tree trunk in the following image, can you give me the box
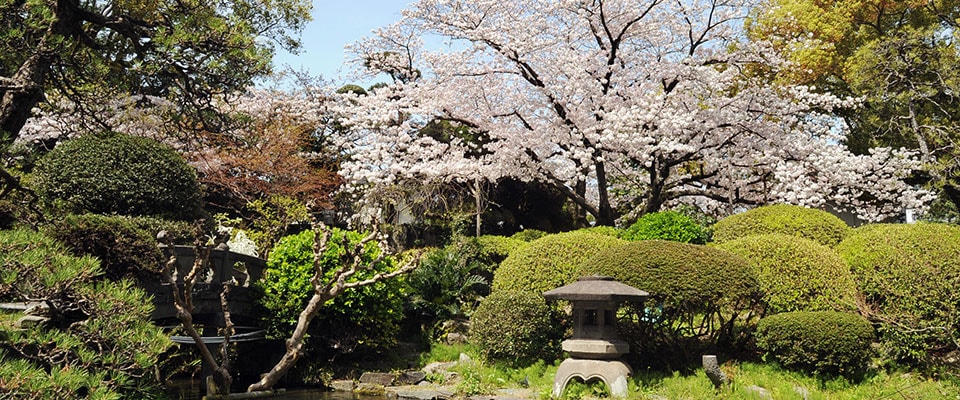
[0,53,49,142]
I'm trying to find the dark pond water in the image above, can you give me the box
[166,379,383,400]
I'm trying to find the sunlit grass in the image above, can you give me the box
[417,344,960,399]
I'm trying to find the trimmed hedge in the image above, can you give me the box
[716,233,859,314]
[836,223,960,367]
[621,211,709,244]
[509,229,548,242]
[469,290,562,365]
[577,240,760,368]
[756,311,874,379]
[33,133,203,221]
[44,214,164,283]
[491,231,626,294]
[712,204,850,246]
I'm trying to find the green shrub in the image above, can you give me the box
[33,133,203,221]
[0,228,171,397]
[712,204,850,246]
[836,223,960,368]
[469,290,562,365]
[492,231,626,294]
[44,214,165,283]
[259,228,405,357]
[578,225,622,238]
[756,311,874,379]
[476,234,525,265]
[577,240,760,369]
[621,211,709,244]
[716,234,859,314]
[406,244,487,326]
[510,229,548,242]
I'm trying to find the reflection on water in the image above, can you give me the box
[166,379,384,400]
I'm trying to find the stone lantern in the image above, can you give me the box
[543,275,648,398]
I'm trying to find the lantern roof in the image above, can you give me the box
[543,275,648,302]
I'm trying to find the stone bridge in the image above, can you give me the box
[144,245,268,343]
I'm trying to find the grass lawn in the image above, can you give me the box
[420,344,960,399]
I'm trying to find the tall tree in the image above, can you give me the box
[748,0,960,215]
[0,0,311,144]
[342,0,929,225]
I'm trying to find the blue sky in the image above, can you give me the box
[270,1,411,85]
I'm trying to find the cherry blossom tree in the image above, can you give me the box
[341,0,932,224]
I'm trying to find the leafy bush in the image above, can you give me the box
[469,290,562,365]
[44,214,166,283]
[835,223,960,368]
[33,133,203,221]
[716,234,859,314]
[0,228,171,397]
[578,225,622,238]
[492,231,626,294]
[756,311,874,379]
[621,211,709,244]
[712,204,850,246]
[509,229,548,242]
[406,244,488,326]
[259,228,405,357]
[577,240,760,368]
[475,234,525,265]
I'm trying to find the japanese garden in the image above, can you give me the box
[1,0,960,399]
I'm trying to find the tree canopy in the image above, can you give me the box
[0,0,311,144]
[748,0,960,216]
[341,0,929,225]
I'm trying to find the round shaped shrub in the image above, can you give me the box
[259,228,405,356]
[476,235,525,266]
[716,234,859,314]
[578,225,622,238]
[836,223,960,366]
[509,229,548,242]
[492,231,625,294]
[469,290,562,365]
[756,311,874,379]
[33,133,203,221]
[577,240,760,367]
[621,211,709,244]
[712,204,850,246]
[44,214,164,283]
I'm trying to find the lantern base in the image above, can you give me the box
[552,358,632,398]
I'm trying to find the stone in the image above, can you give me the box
[794,385,811,400]
[746,385,773,399]
[360,372,397,386]
[397,371,427,385]
[445,332,468,345]
[393,389,444,400]
[355,383,386,396]
[423,361,456,374]
[15,315,48,329]
[561,339,630,358]
[458,353,473,364]
[330,380,355,392]
[552,358,632,398]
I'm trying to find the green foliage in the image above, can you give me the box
[468,290,562,366]
[32,133,203,221]
[712,204,850,246]
[0,228,171,397]
[406,244,488,326]
[756,311,875,379]
[259,228,405,357]
[509,229,548,242]
[621,210,710,243]
[716,233,859,314]
[244,195,311,257]
[475,234,525,265]
[577,225,622,238]
[491,231,626,294]
[44,214,164,283]
[577,240,760,368]
[835,223,960,369]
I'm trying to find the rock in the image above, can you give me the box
[393,389,444,400]
[398,371,427,385]
[746,385,772,399]
[360,372,397,386]
[458,353,473,364]
[794,385,811,400]
[445,332,468,345]
[355,382,386,396]
[330,380,355,392]
[15,315,48,329]
[423,361,456,374]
